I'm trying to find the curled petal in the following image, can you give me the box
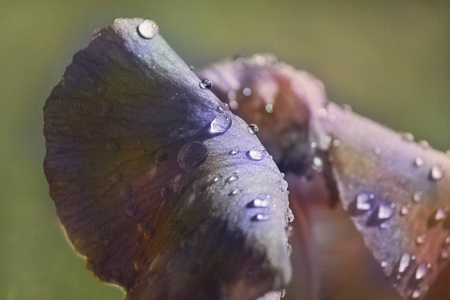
[44,19,290,299]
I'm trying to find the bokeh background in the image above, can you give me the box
[1,0,449,299]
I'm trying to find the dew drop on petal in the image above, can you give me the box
[229,188,239,196]
[398,253,411,273]
[355,193,373,211]
[412,289,422,299]
[248,124,259,135]
[415,263,428,280]
[381,261,388,268]
[287,243,293,256]
[265,104,273,113]
[400,205,410,216]
[137,20,159,39]
[416,233,427,245]
[229,149,239,155]
[246,149,265,161]
[413,191,423,203]
[209,114,232,134]
[248,198,269,208]
[430,165,444,181]
[435,208,446,221]
[225,173,238,183]
[199,78,212,89]
[419,140,429,149]
[286,208,295,223]
[252,213,269,222]
[377,203,394,221]
[414,157,424,167]
[401,132,414,142]
[281,289,286,298]
[177,142,208,171]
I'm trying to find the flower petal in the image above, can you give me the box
[44,19,290,299]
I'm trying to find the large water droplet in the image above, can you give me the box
[127,205,139,216]
[430,165,444,181]
[248,124,259,135]
[199,78,212,89]
[137,20,159,39]
[209,114,231,134]
[177,142,208,171]
[350,193,374,215]
[247,198,269,208]
[398,253,411,273]
[246,149,266,161]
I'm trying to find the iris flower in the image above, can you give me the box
[43,18,450,300]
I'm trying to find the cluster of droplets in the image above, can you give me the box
[349,192,395,227]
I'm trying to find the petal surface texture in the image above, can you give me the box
[44,19,291,300]
[200,55,450,299]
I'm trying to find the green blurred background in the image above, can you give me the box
[1,0,449,299]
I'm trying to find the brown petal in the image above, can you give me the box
[44,19,291,299]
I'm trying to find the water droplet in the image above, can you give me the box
[412,289,422,299]
[189,65,195,71]
[430,165,444,181]
[398,253,411,273]
[435,208,446,221]
[213,175,222,183]
[312,157,323,172]
[445,236,450,244]
[133,261,141,271]
[400,205,410,216]
[252,213,269,221]
[441,247,450,259]
[416,233,427,245]
[209,114,231,134]
[281,289,286,298]
[356,193,374,211]
[265,104,273,113]
[247,198,269,208]
[401,132,414,142]
[419,140,429,149]
[287,208,295,223]
[381,261,388,268]
[199,78,212,89]
[229,188,239,196]
[287,243,293,256]
[246,149,266,161]
[415,263,428,280]
[127,205,139,216]
[243,87,252,96]
[248,124,259,135]
[229,149,239,155]
[413,191,423,203]
[286,225,293,237]
[137,20,159,39]
[225,173,238,183]
[414,157,424,167]
[332,139,341,147]
[377,202,395,221]
[177,142,208,171]
[120,185,132,200]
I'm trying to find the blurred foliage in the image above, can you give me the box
[0,0,449,299]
